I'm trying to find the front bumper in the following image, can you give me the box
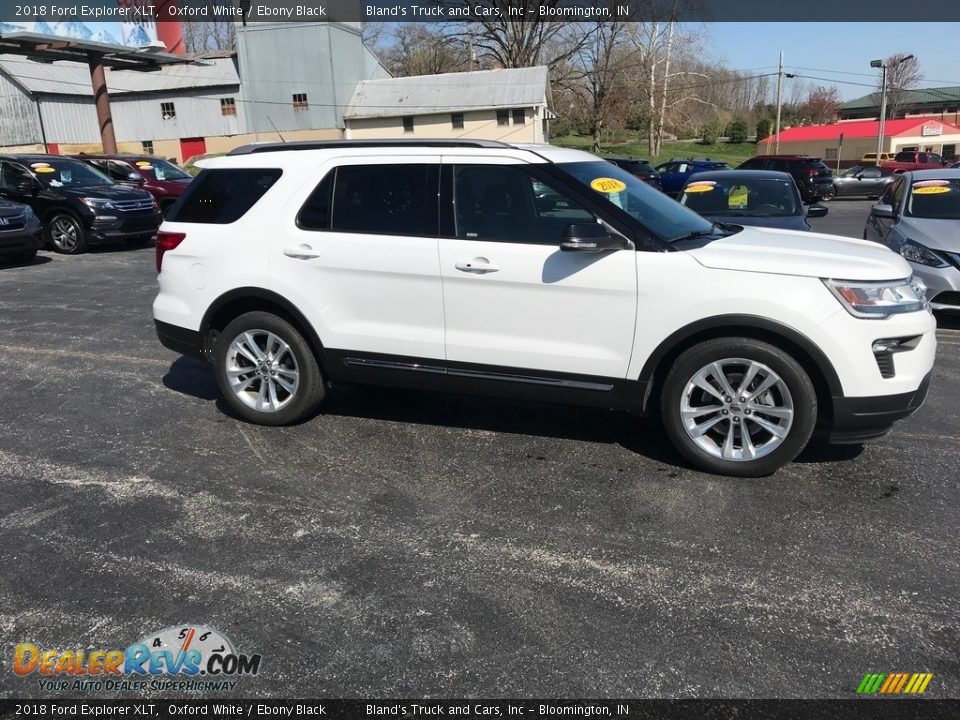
[88,210,162,243]
[829,371,931,443]
[0,218,43,254]
[911,261,960,312]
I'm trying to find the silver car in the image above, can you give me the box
[864,169,960,312]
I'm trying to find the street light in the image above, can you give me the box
[870,54,915,164]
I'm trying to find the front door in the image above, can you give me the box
[438,159,637,402]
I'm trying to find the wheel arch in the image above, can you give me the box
[635,315,842,423]
[201,287,329,375]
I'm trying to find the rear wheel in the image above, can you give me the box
[214,311,325,426]
[660,338,817,477]
[820,185,836,202]
[46,213,87,254]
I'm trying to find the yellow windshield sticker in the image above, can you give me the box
[728,185,749,208]
[912,186,950,195]
[35,167,55,173]
[684,182,715,193]
[590,177,627,194]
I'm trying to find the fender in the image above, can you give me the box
[628,314,843,413]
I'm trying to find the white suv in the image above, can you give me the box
[153,140,936,477]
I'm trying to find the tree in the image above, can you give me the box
[756,117,772,140]
[727,117,748,143]
[882,53,922,119]
[182,20,235,54]
[803,85,841,124]
[377,24,471,77]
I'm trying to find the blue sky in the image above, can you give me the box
[708,23,959,100]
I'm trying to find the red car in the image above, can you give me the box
[72,155,193,215]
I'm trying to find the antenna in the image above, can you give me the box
[266,116,287,143]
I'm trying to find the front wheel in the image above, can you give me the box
[820,186,836,202]
[214,311,325,426]
[660,338,817,477]
[46,213,87,254]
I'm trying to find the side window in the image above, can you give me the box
[0,161,29,192]
[453,164,596,244]
[166,169,282,224]
[891,177,906,209]
[861,167,880,178]
[106,161,135,181]
[296,171,334,230]
[330,164,438,236]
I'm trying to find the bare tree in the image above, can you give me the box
[377,24,471,77]
[803,85,841,124]
[883,53,922,119]
[182,20,236,54]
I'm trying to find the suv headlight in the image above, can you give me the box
[81,197,116,211]
[899,239,948,268]
[823,277,928,318]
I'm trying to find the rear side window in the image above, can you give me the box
[329,164,439,236]
[167,169,281,224]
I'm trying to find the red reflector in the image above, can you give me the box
[156,231,186,272]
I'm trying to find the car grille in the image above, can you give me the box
[0,212,27,232]
[113,198,154,212]
[931,291,960,307]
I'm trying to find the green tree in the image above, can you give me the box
[727,118,748,144]
[756,117,772,141]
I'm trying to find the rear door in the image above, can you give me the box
[437,157,637,403]
[276,157,446,371]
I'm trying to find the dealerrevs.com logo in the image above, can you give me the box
[14,625,262,692]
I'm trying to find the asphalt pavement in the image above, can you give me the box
[1,201,958,700]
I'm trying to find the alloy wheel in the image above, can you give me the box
[51,217,80,252]
[225,329,300,413]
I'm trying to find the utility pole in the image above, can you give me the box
[870,54,914,164]
[774,51,783,154]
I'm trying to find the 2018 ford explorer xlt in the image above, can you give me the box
[153,140,936,477]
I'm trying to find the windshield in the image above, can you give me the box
[679,178,799,217]
[556,160,717,242]
[135,158,192,182]
[906,178,960,219]
[29,159,113,188]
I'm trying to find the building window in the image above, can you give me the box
[513,108,525,125]
[293,93,308,111]
[402,116,414,133]
[451,113,464,130]
[220,97,237,116]
[161,102,176,120]
[824,148,838,160]
[142,141,154,155]
[497,110,509,126]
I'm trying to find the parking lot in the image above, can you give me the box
[1,198,958,699]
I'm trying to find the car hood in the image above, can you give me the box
[683,225,912,281]
[706,214,811,232]
[896,217,960,253]
[53,184,153,201]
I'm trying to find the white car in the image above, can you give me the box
[153,140,936,477]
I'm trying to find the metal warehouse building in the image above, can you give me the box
[0,22,389,162]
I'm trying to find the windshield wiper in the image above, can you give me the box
[669,222,730,243]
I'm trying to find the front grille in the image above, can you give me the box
[931,291,960,307]
[0,213,26,232]
[113,198,154,212]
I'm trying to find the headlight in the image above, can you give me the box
[899,239,948,268]
[823,277,928,319]
[81,197,116,211]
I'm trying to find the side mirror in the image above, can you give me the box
[17,178,36,195]
[561,223,630,252]
[855,173,864,180]
[871,203,895,219]
[128,173,145,184]
[807,204,828,218]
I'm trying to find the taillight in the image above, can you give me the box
[156,231,186,272]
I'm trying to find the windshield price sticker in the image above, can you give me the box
[684,181,716,193]
[590,177,627,193]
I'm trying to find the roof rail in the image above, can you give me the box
[228,139,515,155]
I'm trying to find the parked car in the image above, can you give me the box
[737,155,834,203]
[861,152,894,165]
[950,161,960,169]
[880,151,949,174]
[73,154,193,216]
[0,197,43,264]
[678,170,826,231]
[655,158,730,197]
[863,169,960,312]
[829,165,896,199]
[154,140,934,478]
[604,157,662,190]
[0,155,161,254]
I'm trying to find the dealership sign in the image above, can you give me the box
[921,123,943,137]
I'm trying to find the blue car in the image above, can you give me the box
[655,158,730,197]
[677,170,827,232]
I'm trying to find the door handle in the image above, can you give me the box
[283,244,321,259]
[455,258,499,274]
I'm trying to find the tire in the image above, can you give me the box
[660,338,817,477]
[820,185,836,202]
[46,212,87,254]
[214,311,325,426]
